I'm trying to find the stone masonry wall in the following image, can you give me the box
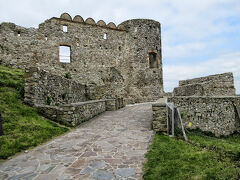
[174,72,235,96]
[179,72,234,86]
[24,66,123,126]
[0,13,163,104]
[168,96,240,136]
[152,103,168,132]
[24,67,87,106]
[36,100,107,126]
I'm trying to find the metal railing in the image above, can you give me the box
[165,99,188,141]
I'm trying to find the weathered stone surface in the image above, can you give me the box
[73,15,84,23]
[152,103,168,132]
[91,170,114,180]
[115,168,135,178]
[0,13,163,103]
[85,17,96,24]
[36,100,106,126]
[168,96,240,136]
[97,20,106,26]
[174,72,235,96]
[24,66,125,126]
[60,13,72,21]
[164,72,239,136]
[80,167,94,175]
[107,22,116,28]
[0,104,153,179]
[179,72,234,86]
[90,161,106,169]
[24,67,87,106]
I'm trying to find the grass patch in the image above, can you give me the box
[144,132,240,180]
[0,65,69,160]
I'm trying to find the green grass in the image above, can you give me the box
[144,132,240,180]
[0,65,69,160]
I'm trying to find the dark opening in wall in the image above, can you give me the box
[17,31,21,37]
[149,52,158,68]
[63,25,68,32]
[119,46,121,51]
[59,45,71,63]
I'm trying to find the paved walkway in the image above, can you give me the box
[0,103,154,180]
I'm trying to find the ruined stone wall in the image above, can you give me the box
[174,72,235,96]
[119,19,163,103]
[36,100,107,126]
[0,13,163,104]
[24,67,87,106]
[168,96,240,136]
[179,72,234,86]
[152,103,168,132]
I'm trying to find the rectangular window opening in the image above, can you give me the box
[59,46,71,63]
[103,33,107,39]
[149,52,158,68]
[63,25,68,32]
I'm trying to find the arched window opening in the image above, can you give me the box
[149,52,158,68]
[59,46,71,63]
[17,31,21,37]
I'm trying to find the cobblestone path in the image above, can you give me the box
[0,103,154,180]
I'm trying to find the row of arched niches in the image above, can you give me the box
[60,13,126,31]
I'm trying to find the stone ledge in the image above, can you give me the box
[63,99,106,106]
[34,98,124,126]
[152,103,166,107]
[168,96,240,100]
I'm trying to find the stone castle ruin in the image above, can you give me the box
[153,72,240,136]
[0,13,164,126]
[1,13,239,135]
[0,13,163,104]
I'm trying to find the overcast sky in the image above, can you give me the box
[0,0,240,93]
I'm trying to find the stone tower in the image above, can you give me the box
[119,19,163,103]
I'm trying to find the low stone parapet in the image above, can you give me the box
[36,99,121,126]
[168,96,240,136]
[152,103,168,133]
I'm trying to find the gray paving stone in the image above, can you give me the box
[91,170,114,180]
[23,173,38,180]
[90,161,106,169]
[39,164,56,173]
[0,171,8,180]
[7,172,33,180]
[115,168,136,178]
[80,167,95,175]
